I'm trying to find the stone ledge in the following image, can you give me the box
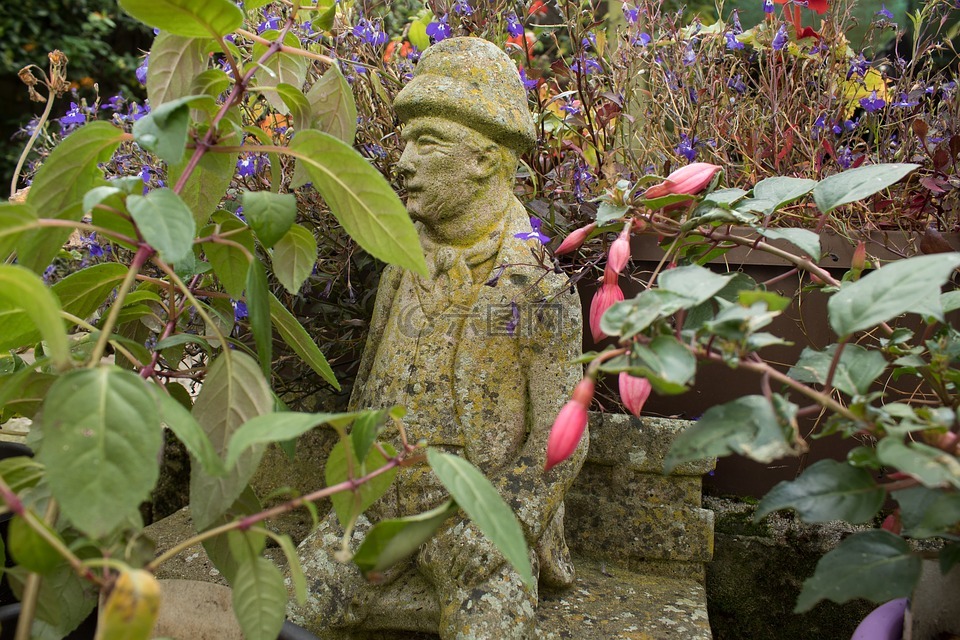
[586,414,715,476]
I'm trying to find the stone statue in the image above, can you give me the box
[288,37,584,640]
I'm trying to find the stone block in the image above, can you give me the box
[586,414,716,476]
[573,465,703,508]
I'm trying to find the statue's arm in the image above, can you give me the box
[349,265,403,408]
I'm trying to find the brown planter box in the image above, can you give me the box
[580,229,960,497]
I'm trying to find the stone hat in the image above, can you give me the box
[394,37,537,154]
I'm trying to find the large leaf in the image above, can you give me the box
[0,202,38,260]
[52,263,129,325]
[118,0,243,37]
[755,459,884,523]
[757,228,821,260]
[352,500,459,576]
[788,344,888,396]
[225,411,354,469]
[795,530,921,612]
[277,83,312,134]
[305,65,357,144]
[202,214,254,298]
[828,254,960,336]
[168,145,236,227]
[20,122,125,272]
[752,176,816,214]
[289,130,427,276]
[664,395,798,472]
[132,95,204,165]
[600,289,692,340]
[246,259,272,377]
[895,486,960,538]
[128,188,198,265]
[231,555,287,640]
[147,32,208,107]
[189,351,273,530]
[37,368,163,538]
[426,449,534,589]
[813,164,920,213]
[153,386,225,477]
[252,31,309,113]
[657,264,734,304]
[242,191,297,249]
[877,438,960,489]
[605,336,696,395]
[326,439,398,528]
[268,294,339,389]
[270,223,317,294]
[0,265,70,368]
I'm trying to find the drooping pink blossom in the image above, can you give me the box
[619,372,652,418]
[555,222,596,255]
[545,378,595,470]
[607,221,631,275]
[589,281,624,342]
[644,163,722,200]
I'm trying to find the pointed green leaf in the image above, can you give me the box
[153,386,225,477]
[350,408,393,465]
[168,147,236,229]
[795,530,921,612]
[327,439,398,528]
[657,265,733,305]
[268,293,339,389]
[289,130,427,276]
[119,0,243,37]
[756,459,884,523]
[132,96,201,165]
[266,530,307,605]
[147,32,208,106]
[353,500,459,576]
[813,164,920,213]
[128,188,197,265]
[0,265,70,368]
[757,228,821,260]
[246,259,272,378]
[202,491,264,583]
[231,556,287,640]
[752,177,816,214]
[0,202,38,260]
[52,263,129,325]
[270,223,316,294]
[277,83,312,134]
[202,214,254,298]
[225,411,353,469]
[877,438,960,489]
[20,122,125,272]
[665,395,797,472]
[189,351,273,530]
[242,191,297,249]
[788,344,888,397]
[37,368,163,538]
[8,516,62,574]
[828,254,960,337]
[191,68,232,99]
[599,289,691,340]
[596,202,630,225]
[426,449,534,589]
[253,31,308,113]
[305,66,357,144]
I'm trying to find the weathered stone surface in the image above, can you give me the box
[586,414,716,476]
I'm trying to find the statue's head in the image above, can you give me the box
[394,38,536,237]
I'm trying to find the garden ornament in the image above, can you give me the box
[288,37,584,639]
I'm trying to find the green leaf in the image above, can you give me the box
[813,164,920,214]
[191,68,232,99]
[350,408,393,465]
[757,228,821,260]
[326,440,398,529]
[147,32,208,107]
[738,290,792,312]
[289,130,427,276]
[231,556,287,640]
[877,438,960,489]
[0,202,38,260]
[202,491,264,583]
[353,500,459,576]
[277,83,312,134]
[118,0,243,37]
[795,530,921,612]
[24,561,98,638]
[8,516,62,574]
[596,202,629,225]
[426,449,534,589]
[894,487,960,538]
[132,95,199,165]
[755,459,884,523]
[189,351,273,530]
[202,214,254,298]
[242,191,297,249]
[599,289,692,340]
[268,294,339,389]
[246,259,272,378]
[788,344,888,396]
[828,254,960,337]
[942,290,960,314]
[37,368,163,538]
[128,188,198,265]
[752,176,816,209]
[270,223,317,294]
[269,530,307,604]
[168,147,236,227]
[52,263,129,325]
[657,264,734,305]
[153,386,225,477]
[253,31,309,113]
[225,411,353,469]
[610,336,696,395]
[0,265,70,369]
[664,395,798,472]
[20,122,125,272]
[305,65,357,144]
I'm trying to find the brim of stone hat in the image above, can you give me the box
[394,73,537,154]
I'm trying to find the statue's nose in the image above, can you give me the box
[397,144,415,178]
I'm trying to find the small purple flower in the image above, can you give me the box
[731,9,743,32]
[763,0,775,14]
[257,15,282,34]
[426,15,451,43]
[727,74,746,94]
[514,217,551,244]
[233,300,248,322]
[60,102,87,125]
[237,155,258,178]
[726,32,744,50]
[127,101,150,122]
[572,163,595,202]
[83,233,104,258]
[234,206,245,222]
[519,67,538,90]
[42,265,56,284]
[676,133,698,162]
[859,90,886,113]
[571,55,602,75]
[892,93,919,108]
[813,114,827,129]
[453,0,473,16]
[847,54,869,79]
[582,33,597,51]
[101,95,124,112]
[505,301,520,336]
[772,25,788,51]
[561,102,581,115]
[836,146,855,169]
[136,54,149,86]
[875,4,894,20]
[623,3,640,23]
[352,17,387,46]
[633,32,652,47]
[682,42,697,65]
[506,13,524,37]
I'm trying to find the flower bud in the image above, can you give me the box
[607,223,631,276]
[618,372,652,418]
[555,223,596,255]
[545,378,595,470]
[589,281,624,342]
[851,240,867,273]
[644,163,722,199]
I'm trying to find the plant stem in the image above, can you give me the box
[87,244,153,368]
[235,28,335,65]
[10,87,55,198]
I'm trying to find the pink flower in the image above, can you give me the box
[851,240,867,272]
[618,372,652,418]
[555,222,596,255]
[607,222,631,275]
[589,281,624,342]
[644,163,722,200]
[545,378,595,470]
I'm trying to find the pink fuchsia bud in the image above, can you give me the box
[555,223,596,255]
[545,378,595,471]
[644,163,722,199]
[607,221,632,276]
[881,512,901,535]
[589,281,624,342]
[618,372,652,418]
[851,240,867,273]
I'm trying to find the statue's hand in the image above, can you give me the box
[418,518,505,588]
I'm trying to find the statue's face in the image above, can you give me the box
[397,118,487,226]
